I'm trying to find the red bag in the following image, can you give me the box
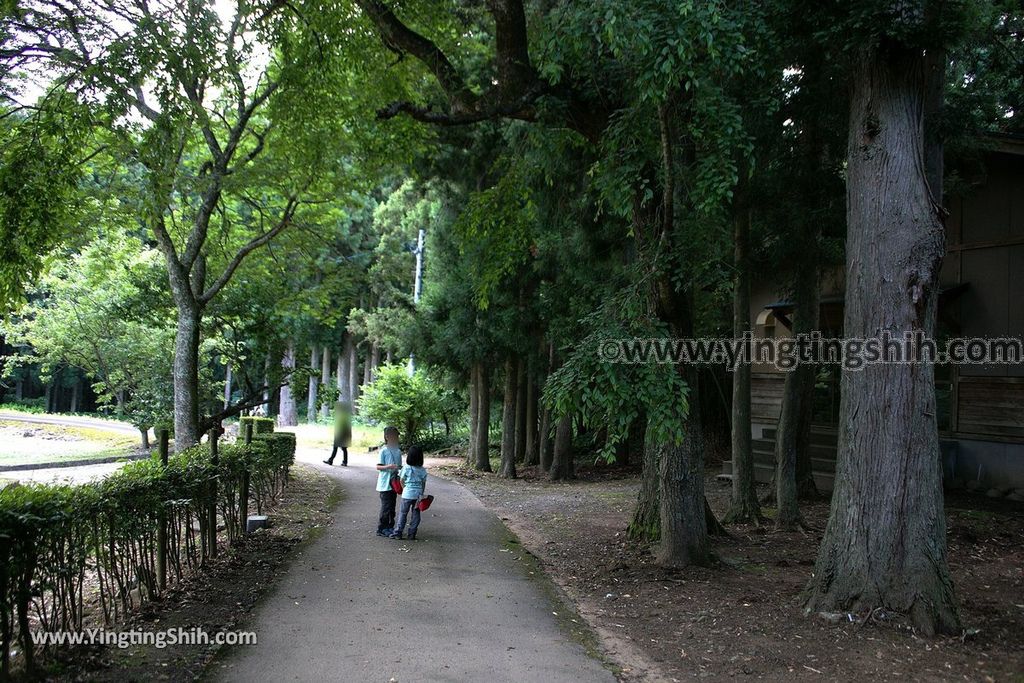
[417,495,434,512]
[390,475,403,494]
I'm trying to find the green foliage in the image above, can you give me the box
[0,437,292,671]
[1,228,180,431]
[239,416,275,435]
[357,364,442,441]
[453,167,536,308]
[543,286,691,463]
[0,102,91,310]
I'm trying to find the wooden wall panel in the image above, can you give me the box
[956,378,1024,438]
[750,373,785,423]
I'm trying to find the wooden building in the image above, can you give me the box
[728,135,1024,494]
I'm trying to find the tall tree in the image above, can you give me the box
[3,0,404,448]
[802,0,965,635]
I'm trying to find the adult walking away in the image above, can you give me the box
[323,400,352,466]
[375,426,402,537]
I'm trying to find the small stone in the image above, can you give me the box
[817,611,847,623]
[1006,490,1024,503]
[985,488,1004,499]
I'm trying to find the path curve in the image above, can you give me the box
[0,411,143,482]
[215,447,616,682]
[0,411,140,436]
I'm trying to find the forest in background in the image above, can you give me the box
[1,0,1022,641]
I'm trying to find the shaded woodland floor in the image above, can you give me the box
[434,457,1024,681]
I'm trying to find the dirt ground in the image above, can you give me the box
[38,464,340,682]
[433,457,1024,682]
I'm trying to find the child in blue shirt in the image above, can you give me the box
[375,426,402,537]
[390,445,427,541]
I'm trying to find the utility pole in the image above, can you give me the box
[408,228,425,376]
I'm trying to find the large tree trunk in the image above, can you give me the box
[362,344,372,386]
[498,357,517,478]
[643,104,714,567]
[369,342,381,382]
[339,333,354,406]
[775,267,820,529]
[278,341,298,426]
[263,354,272,410]
[656,382,710,566]
[628,419,660,541]
[802,45,959,636]
[513,357,526,463]
[307,345,319,424]
[320,346,331,420]
[550,414,574,481]
[172,306,202,450]
[474,364,492,472]
[538,341,555,470]
[335,345,345,398]
[538,407,553,471]
[69,374,80,413]
[468,364,479,465]
[348,338,360,411]
[223,362,233,410]
[523,366,539,466]
[724,205,761,524]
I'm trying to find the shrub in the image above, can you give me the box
[358,364,442,441]
[0,436,294,674]
[238,416,275,435]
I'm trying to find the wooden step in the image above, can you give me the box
[720,459,835,492]
[761,427,838,447]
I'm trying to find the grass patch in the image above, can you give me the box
[0,421,138,467]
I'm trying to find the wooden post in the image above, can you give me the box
[156,428,169,591]
[208,426,219,559]
[240,422,252,537]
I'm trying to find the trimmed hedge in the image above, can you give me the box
[239,416,275,435]
[0,436,294,676]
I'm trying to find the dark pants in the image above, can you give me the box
[378,491,397,533]
[326,445,348,465]
[393,498,421,537]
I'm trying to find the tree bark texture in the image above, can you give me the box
[549,414,574,481]
[513,357,527,463]
[498,357,517,478]
[468,363,480,465]
[348,338,360,411]
[775,266,820,529]
[802,45,959,636]
[523,368,539,466]
[278,341,298,426]
[307,345,319,424]
[172,306,202,449]
[628,419,660,541]
[320,346,331,420]
[474,364,493,472]
[724,205,761,524]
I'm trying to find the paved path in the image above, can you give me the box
[216,447,616,683]
[0,411,139,435]
[0,412,142,483]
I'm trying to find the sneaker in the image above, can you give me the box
[408,533,417,541]
[389,532,403,540]
[376,529,389,537]
[323,459,333,465]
